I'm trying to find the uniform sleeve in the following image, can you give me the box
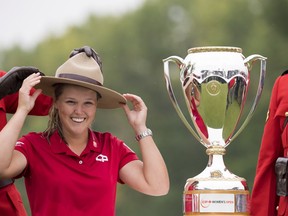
[29,90,53,116]
[250,75,288,216]
[3,90,52,116]
[0,70,52,115]
[2,93,18,114]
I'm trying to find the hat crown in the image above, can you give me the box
[36,50,126,109]
[55,53,104,86]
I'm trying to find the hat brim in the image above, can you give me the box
[35,76,126,109]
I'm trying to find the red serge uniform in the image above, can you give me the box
[251,73,288,216]
[0,70,52,216]
[15,130,138,216]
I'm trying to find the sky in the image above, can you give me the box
[0,0,144,50]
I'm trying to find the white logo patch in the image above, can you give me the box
[96,154,108,162]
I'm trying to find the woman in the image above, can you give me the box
[0,49,169,216]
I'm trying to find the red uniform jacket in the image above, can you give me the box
[251,73,288,216]
[0,70,53,216]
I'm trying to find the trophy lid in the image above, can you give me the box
[188,46,242,54]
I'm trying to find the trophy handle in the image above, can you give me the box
[227,54,267,146]
[163,56,206,147]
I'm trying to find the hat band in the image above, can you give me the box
[58,73,103,86]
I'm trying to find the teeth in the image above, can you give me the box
[72,117,85,123]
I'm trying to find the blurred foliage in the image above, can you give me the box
[2,0,288,215]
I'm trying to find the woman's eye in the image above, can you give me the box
[66,100,76,105]
[84,101,94,106]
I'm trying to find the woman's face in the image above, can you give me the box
[54,85,98,137]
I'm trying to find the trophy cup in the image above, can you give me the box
[163,46,266,216]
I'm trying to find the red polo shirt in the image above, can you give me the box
[15,130,138,216]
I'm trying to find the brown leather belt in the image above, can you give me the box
[0,179,14,188]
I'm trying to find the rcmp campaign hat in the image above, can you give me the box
[36,52,126,109]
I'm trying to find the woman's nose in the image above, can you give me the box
[74,104,84,114]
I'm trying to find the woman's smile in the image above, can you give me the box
[71,117,86,123]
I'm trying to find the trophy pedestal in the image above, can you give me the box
[183,155,250,216]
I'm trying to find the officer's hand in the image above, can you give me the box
[69,46,102,70]
[0,66,44,99]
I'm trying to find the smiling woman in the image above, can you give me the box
[50,85,98,155]
[0,46,169,216]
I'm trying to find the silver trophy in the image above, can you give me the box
[163,46,266,215]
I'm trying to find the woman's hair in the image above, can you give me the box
[43,84,65,141]
[43,84,100,142]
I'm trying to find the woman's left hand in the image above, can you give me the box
[121,93,148,134]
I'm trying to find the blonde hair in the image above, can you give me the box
[43,84,65,141]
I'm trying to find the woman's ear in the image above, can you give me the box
[53,102,58,110]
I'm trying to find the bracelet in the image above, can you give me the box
[135,129,153,142]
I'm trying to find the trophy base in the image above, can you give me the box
[183,177,250,215]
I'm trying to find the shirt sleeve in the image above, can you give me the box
[14,136,31,178]
[118,142,139,170]
[107,134,138,184]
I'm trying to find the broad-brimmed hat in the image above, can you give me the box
[36,52,126,109]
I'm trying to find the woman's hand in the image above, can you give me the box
[121,93,148,134]
[120,93,169,196]
[18,72,42,114]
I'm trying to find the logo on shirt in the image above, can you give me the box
[15,141,24,147]
[96,154,108,162]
